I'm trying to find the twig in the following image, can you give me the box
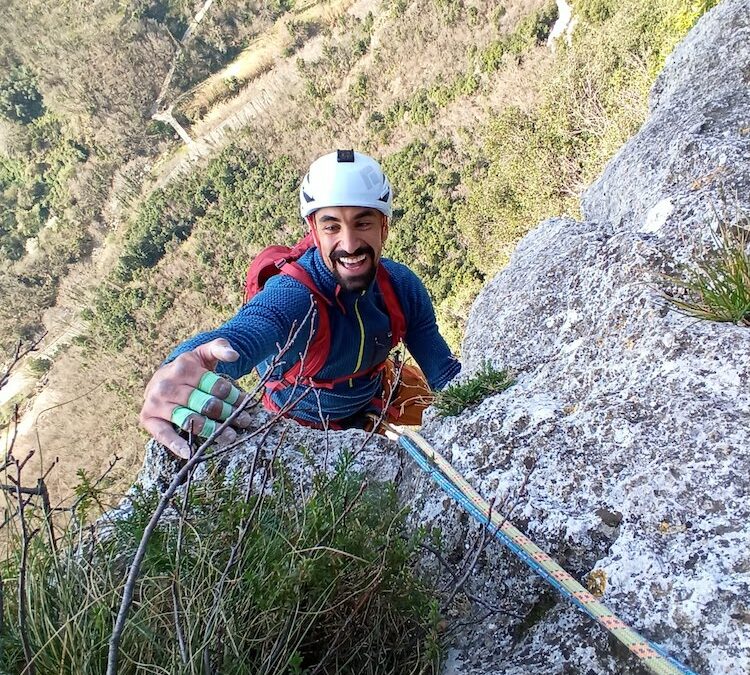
[106,397,261,675]
[0,332,47,391]
[418,541,522,620]
[3,405,21,463]
[67,454,122,514]
[313,479,368,550]
[441,496,497,611]
[106,312,316,675]
[32,381,106,479]
[202,430,284,671]
[11,451,39,675]
[171,427,194,666]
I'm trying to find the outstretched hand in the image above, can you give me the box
[139,338,252,459]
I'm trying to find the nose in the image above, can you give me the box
[338,226,361,254]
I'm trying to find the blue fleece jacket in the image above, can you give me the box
[168,248,461,423]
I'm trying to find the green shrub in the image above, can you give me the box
[382,140,484,351]
[26,356,52,376]
[666,216,750,326]
[435,361,515,416]
[461,0,718,278]
[0,455,443,674]
[0,66,45,124]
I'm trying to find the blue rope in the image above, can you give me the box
[397,433,697,675]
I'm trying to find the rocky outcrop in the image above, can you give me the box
[136,1,749,673]
[433,0,750,672]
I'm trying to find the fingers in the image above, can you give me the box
[196,371,248,408]
[145,383,252,428]
[140,339,248,460]
[142,416,192,460]
[143,415,237,460]
[170,407,238,443]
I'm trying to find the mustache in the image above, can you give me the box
[330,246,375,263]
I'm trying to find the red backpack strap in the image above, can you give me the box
[375,265,407,347]
[265,262,333,391]
[243,232,317,304]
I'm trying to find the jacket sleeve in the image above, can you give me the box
[165,276,317,380]
[385,261,461,390]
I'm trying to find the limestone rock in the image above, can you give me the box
[437,1,750,672]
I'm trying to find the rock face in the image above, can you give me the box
[135,2,749,673]
[433,0,750,672]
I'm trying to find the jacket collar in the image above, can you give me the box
[302,248,378,309]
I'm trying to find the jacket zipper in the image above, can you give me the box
[350,291,366,387]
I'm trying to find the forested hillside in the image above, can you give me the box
[0,0,718,500]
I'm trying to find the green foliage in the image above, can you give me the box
[462,0,718,277]
[574,0,616,23]
[116,191,192,282]
[666,217,750,326]
[91,147,301,350]
[479,1,558,72]
[0,113,88,258]
[26,356,52,376]
[285,18,319,56]
[382,140,483,347]
[0,66,45,124]
[0,457,443,673]
[349,72,369,115]
[299,16,374,107]
[435,361,515,416]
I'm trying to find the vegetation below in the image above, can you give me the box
[0,454,442,673]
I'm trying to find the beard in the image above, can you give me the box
[330,245,377,292]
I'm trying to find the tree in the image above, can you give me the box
[0,67,45,124]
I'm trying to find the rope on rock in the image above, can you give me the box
[378,419,696,675]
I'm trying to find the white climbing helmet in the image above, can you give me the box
[299,149,393,219]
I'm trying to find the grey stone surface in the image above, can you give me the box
[438,1,750,673]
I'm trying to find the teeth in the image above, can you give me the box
[340,254,366,264]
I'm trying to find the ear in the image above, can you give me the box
[306,215,320,248]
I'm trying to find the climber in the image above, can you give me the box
[139,149,461,459]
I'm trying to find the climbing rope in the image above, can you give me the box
[377,419,696,675]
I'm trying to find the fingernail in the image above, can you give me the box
[217,428,237,446]
[218,347,239,361]
[170,442,190,459]
[235,413,252,428]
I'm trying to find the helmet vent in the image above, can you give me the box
[302,190,314,203]
[337,149,355,162]
[379,189,390,203]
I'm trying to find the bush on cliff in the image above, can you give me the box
[0,454,442,674]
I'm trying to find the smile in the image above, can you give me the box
[337,253,369,270]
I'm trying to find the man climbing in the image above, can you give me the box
[140,149,461,458]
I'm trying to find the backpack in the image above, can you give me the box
[243,233,407,390]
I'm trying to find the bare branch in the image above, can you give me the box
[0,332,47,391]
[12,454,38,675]
[171,433,194,666]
